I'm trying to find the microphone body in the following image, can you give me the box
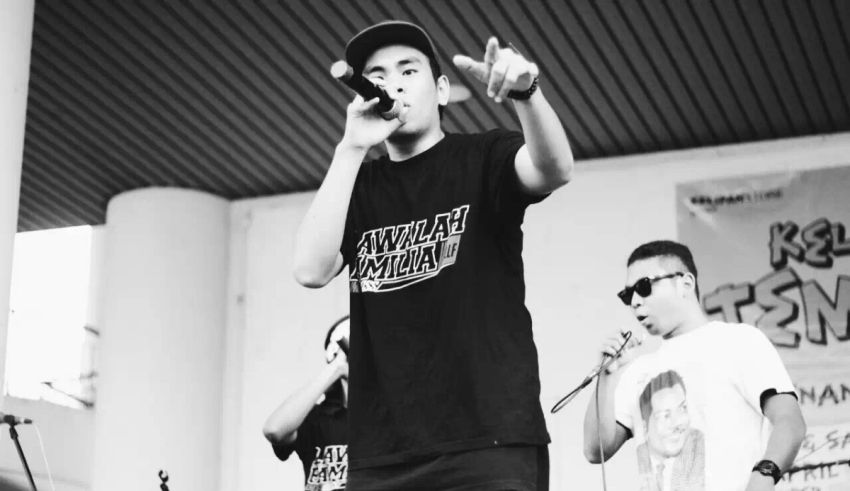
[330,61,401,120]
[336,337,349,356]
[1,413,32,425]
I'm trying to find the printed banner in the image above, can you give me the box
[677,166,850,491]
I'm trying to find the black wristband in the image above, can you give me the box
[507,76,539,101]
[752,459,782,484]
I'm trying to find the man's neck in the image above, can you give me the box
[386,126,444,162]
[664,303,709,339]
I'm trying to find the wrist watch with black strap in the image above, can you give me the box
[504,41,539,101]
[752,459,782,484]
[507,77,539,101]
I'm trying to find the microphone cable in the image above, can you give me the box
[32,424,57,491]
[595,374,608,491]
[550,331,632,414]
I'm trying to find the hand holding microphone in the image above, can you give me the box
[331,61,404,121]
[331,61,408,151]
[599,329,644,375]
[551,329,642,413]
[329,337,350,380]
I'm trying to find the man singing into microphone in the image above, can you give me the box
[293,20,573,490]
[583,240,806,491]
[263,316,350,490]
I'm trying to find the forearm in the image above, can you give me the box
[583,374,624,463]
[263,362,343,444]
[293,143,367,287]
[762,412,807,473]
[513,89,574,187]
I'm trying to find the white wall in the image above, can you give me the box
[91,189,229,491]
[225,132,850,490]
[0,229,101,491]
[0,3,81,488]
[0,0,37,486]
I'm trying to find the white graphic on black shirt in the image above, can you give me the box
[351,205,470,293]
[305,444,347,491]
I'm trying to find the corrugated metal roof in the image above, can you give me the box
[19,0,850,231]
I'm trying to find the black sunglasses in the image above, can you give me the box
[617,272,685,305]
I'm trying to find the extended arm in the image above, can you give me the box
[262,355,348,446]
[512,89,574,195]
[453,37,573,196]
[293,96,405,287]
[583,371,631,463]
[745,393,806,490]
[583,329,642,462]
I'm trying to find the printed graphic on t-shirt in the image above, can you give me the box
[350,205,470,293]
[635,370,706,491]
[305,444,347,491]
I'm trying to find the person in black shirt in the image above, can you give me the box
[293,20,574,490]
[263,316,350,490]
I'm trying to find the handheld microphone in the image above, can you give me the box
[336,337,349,356]
[0,413,33,425]
[550,331,636,414]
[330,60,402,120]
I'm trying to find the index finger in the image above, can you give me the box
[484,36,499,68]
[452,54,489,81]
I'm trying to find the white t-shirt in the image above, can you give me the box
[614,321,796,491]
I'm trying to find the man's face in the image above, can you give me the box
[624,257,685,338]
[645,384,690,458]
[363,44,448,139]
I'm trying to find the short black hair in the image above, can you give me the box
[628,240,700,299]
[324,315,350,350]
[639,370,686,424]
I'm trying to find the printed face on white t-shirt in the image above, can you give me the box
[644,384,690,459]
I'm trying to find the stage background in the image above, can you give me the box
[3,134,850,490]
[678,166,850,490]
[223,133,850,490]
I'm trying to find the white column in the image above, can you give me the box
[92,188,229,491]
[0,0,35,403]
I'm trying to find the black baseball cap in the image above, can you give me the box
[345,21,441,76]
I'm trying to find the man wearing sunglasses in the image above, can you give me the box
[583,240,805,491]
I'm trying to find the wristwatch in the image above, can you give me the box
[507,76,539,100]
[752,459,782,484]
[504,42,539,101]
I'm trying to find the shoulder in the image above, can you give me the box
[616,355,654,394]
[696,320,761,342]
[707,320,770,344]
[479,128,523,145]
[449,129,523,148]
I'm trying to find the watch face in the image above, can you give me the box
[754,460,781,483]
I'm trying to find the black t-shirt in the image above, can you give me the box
[341,130,550,470]
[272,400,348,490]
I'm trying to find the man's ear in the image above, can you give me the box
[437,74,450,107]
[681,272,696,296]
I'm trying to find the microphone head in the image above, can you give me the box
[0,413,32,425]
[330,60,353,81]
